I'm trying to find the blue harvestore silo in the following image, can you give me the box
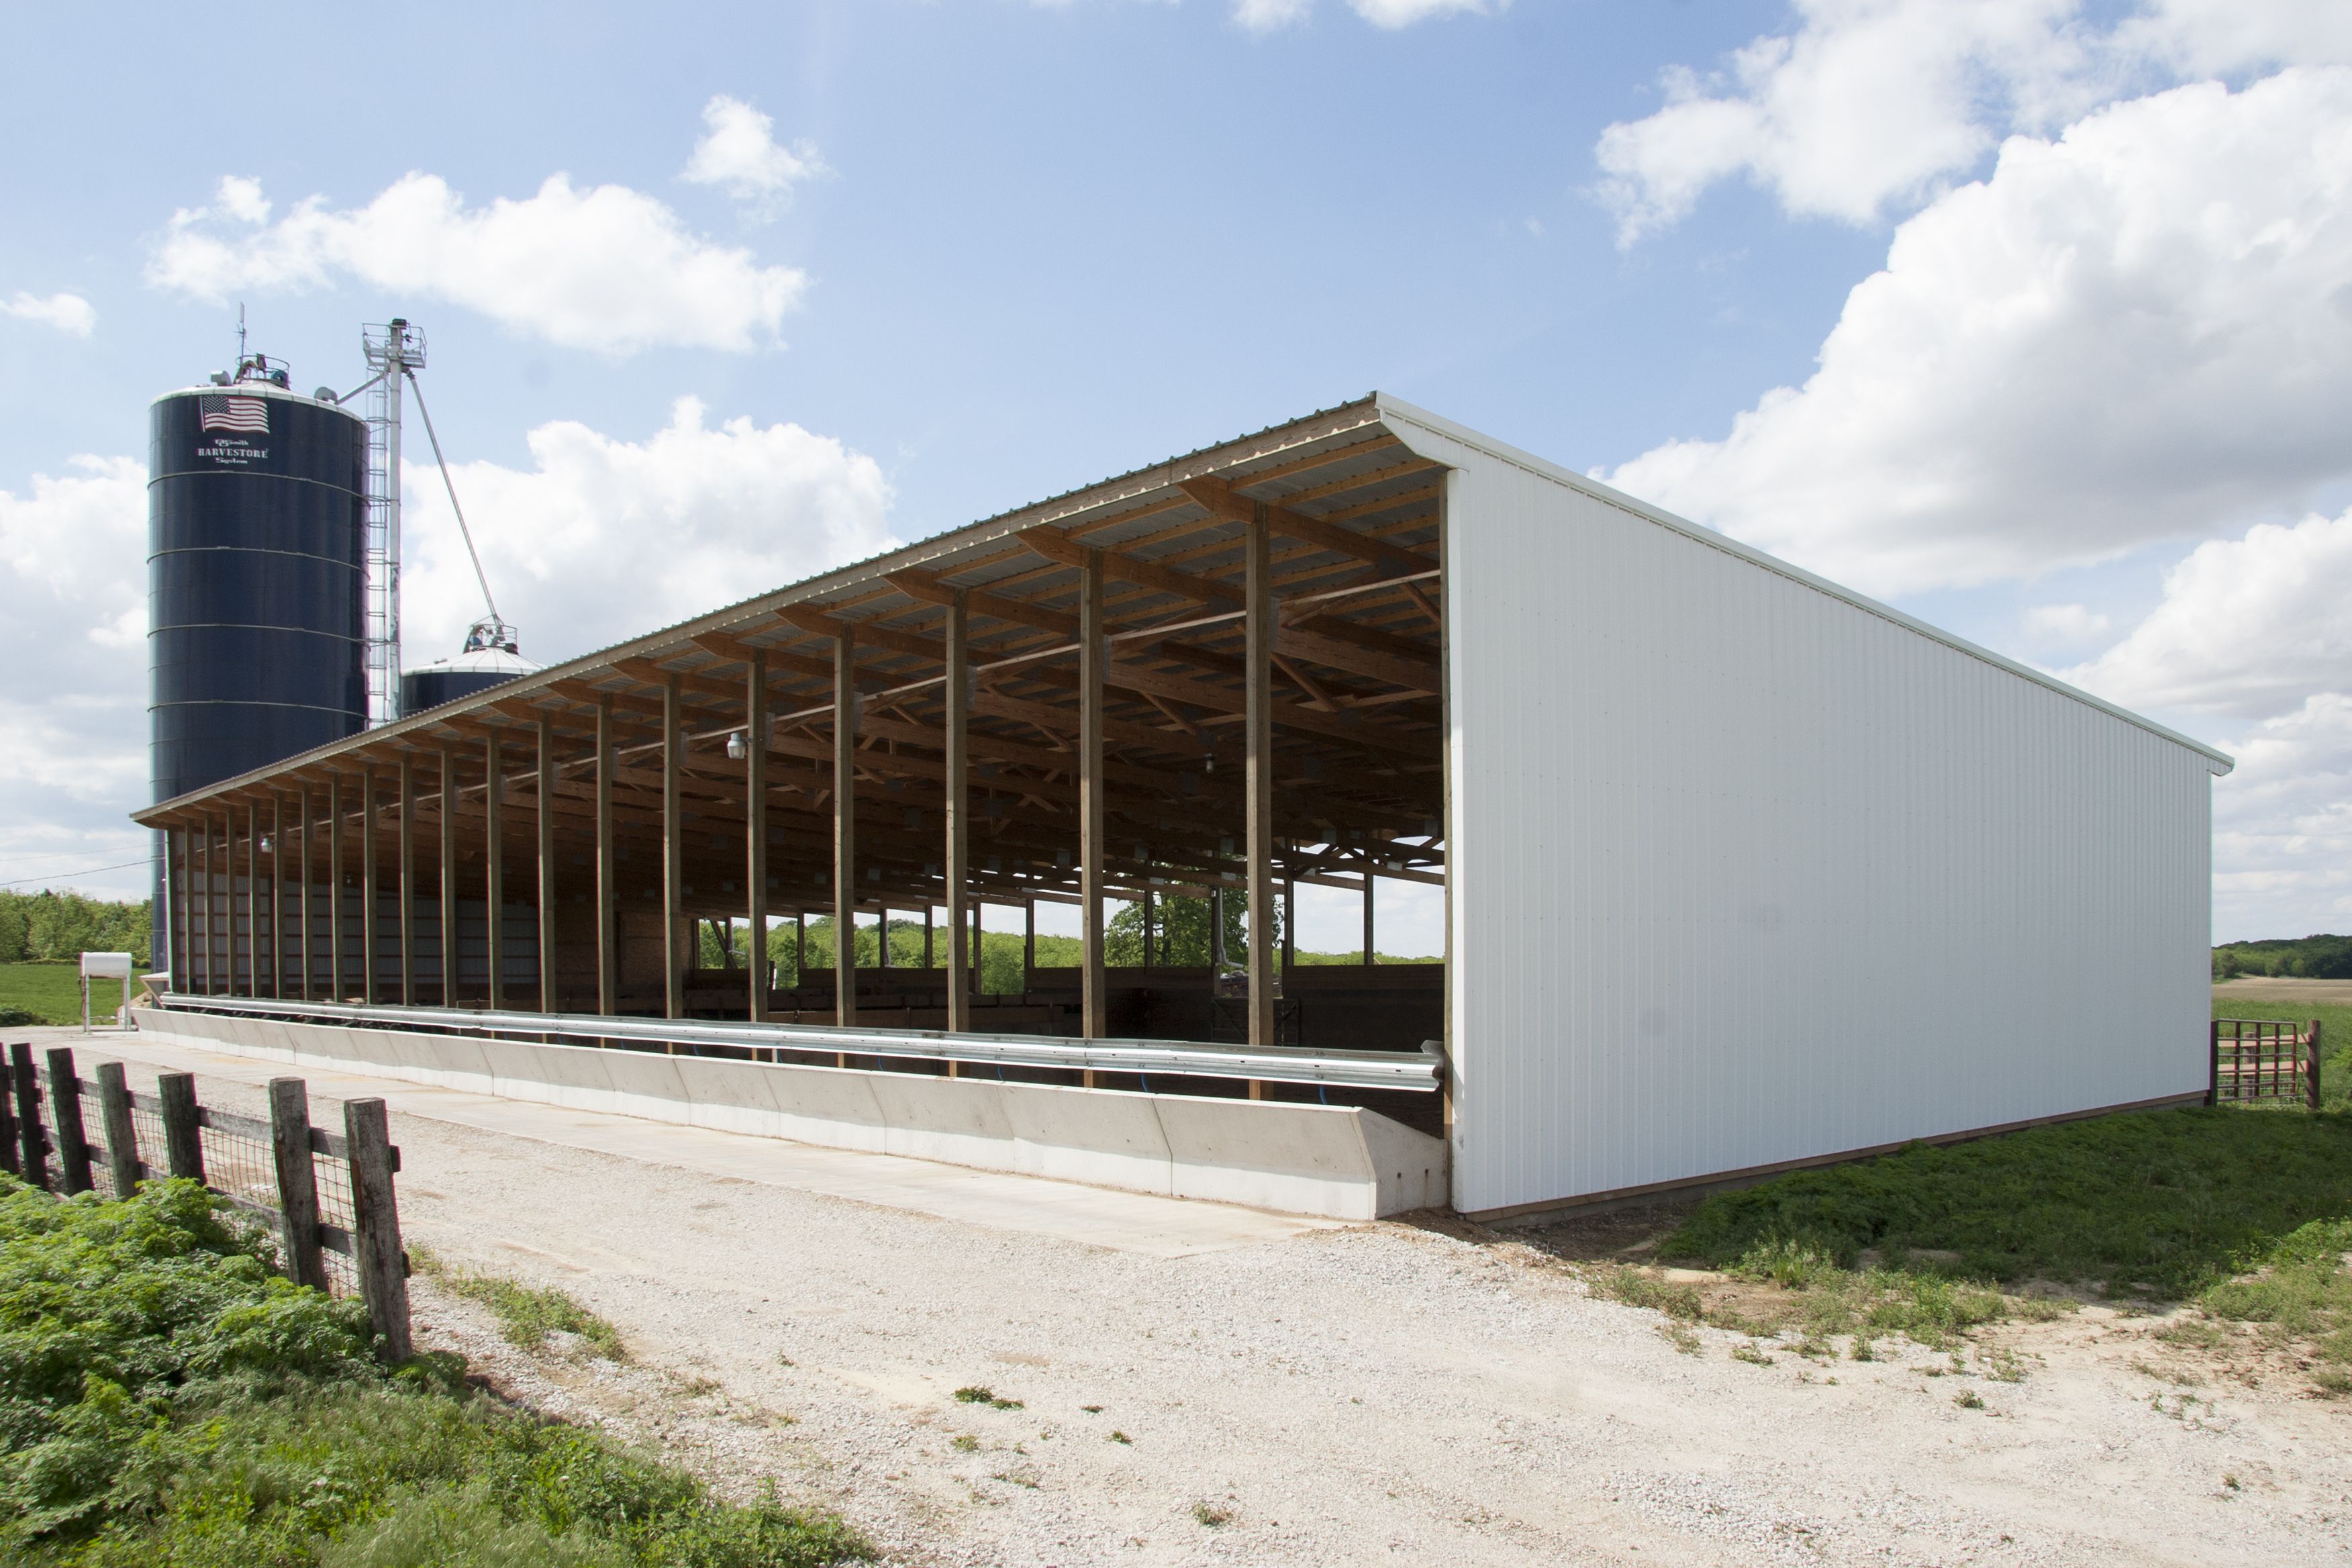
[401,616,538,714]
[148,356,369,973]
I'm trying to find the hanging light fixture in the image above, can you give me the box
[726,732,748,761]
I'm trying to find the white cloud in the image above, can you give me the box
[0,457,155,899]
[2020,603,2109,647]
[1347,0,1495,25]
[682,96,825,214]
[1596,0,2352,244]
[150,172,807,354]
[1596,0,2094,240]
[2118,0,2352,79]
[2212,695,2352,940]
[2064,509,2352,724]
[1232,0,1312,28]
[1231,0,1493,32]
[401,397,898,667]
[0,401,896,899]
[2,291,95,336]
[2049,509,2352,940]
[1596,69,2352,597]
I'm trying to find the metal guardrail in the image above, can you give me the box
[153,993,1446,1093]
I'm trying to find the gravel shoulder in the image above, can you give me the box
[75,1044,2352,1567]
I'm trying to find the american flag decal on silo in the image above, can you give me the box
[199,395,269,434]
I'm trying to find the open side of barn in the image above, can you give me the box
[132,394,2228,1222]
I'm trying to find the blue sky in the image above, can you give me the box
[3,0,2349,949]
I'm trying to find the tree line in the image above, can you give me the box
[0,890,150,966]
[2214,935,2352,981]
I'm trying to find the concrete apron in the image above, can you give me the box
[130,1008,1449,1221]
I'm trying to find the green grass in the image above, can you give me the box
[411,1250,627,1362]
[1636,1093,2352,1377]
[2210,997,2351,1112]
[950,1387,1021,1411]
[0,964,119,1028]
[1663,1104,2352,1300]
[1577,1008,2352,1367]
[2197,1218,2352,1369]
[1586,1249,2024,1353]
[0,1176,868,1566]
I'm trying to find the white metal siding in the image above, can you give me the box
[1393,410,2214,1218]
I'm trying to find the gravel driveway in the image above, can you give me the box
[58,1035,2352,1567]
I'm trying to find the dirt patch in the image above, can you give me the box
[2214,977,2352,1006]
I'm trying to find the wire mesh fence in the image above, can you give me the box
[313,1146,360,1296]
[0,1042,409,1355]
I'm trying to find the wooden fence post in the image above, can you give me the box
[2206,1020,2220,1108]
[9,1043,46,1191]
[157,1071,204,1183]
[44,1048,91,1196]
[0,1048,18,1178]
[268,1078,328,1291]
[343,1097,411,1361]
[93,1062,139,1197]
[2311,1018,2324,1112]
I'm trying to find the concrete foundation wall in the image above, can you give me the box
[131,1008,1449,1221]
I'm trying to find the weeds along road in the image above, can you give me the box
[84,1036,2352,1568]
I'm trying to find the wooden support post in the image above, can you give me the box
[924,905,934,969]
[168,825,185,995]
[94,1062,137,1197]
[197,816,214,995]
[795,912,807,987]
[832,629,858,1028]
[1079,548,1108,1048]
[439,748,459,1006]
[328,775,345,1000]
[663,675,685,1021]
[1363,876,1375,967]
[44,1048,89,1195]
[270,793,287,997]
[0,1059,16,1177]
[877,907,891,969]
[1143,889,1156,969]
[164,826,183,995]
[158,1071,203,1182]
[10,1044,44,1189]
[268,1077,328,1291]
[485,732,505,1010]
[1244,501,1275,1067]
[228,809,245,995]
[2311,1018,2324,1112]
[250,799,272,997]
[746,649,769,1023]
[398,754,415,1006]
[537,716,558,1012]
[242,804,258,993]
[945,593,971,1033]
[343,1097,411,1361]
[1024,903,1036,987]
[298,787,314,1001]
[596,697,617,1018]
[361,766,379,1003]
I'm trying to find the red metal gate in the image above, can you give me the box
[2209,1019,2322,1110]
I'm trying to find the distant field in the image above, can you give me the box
[0,962,117,1026]
[2215,976,2352,1007]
